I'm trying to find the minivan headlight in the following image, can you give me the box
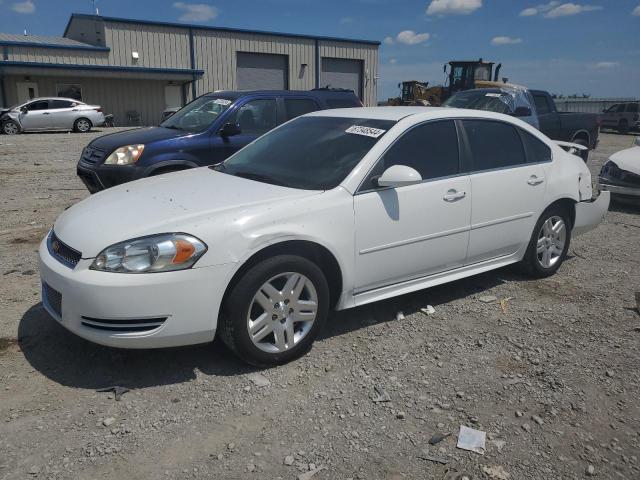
[104,144,145,165]
[91,233,207,273]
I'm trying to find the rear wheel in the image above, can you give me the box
[73,118,92,133]
[521,206,571,278]
[2,120,20,135]
[219,255,329,366]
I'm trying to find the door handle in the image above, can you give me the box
[527,175,544,186]
[443,189,466,202]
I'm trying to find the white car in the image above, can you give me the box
[598,137,640,202]
[0,97,105,134]
[38,107,610,366]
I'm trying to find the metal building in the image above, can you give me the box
[0,14,380,125]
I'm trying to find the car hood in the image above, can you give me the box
[53,168,320,257]
[89,126,188,151]
[610,145,640,175]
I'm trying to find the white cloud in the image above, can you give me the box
[383,36,394,45]
[396,30,430,45]
[593,61,619,69]
[173,2,218,22]
[426,0,482,16]
[632,5,640,16]
[545,3,602,18]
[491,36,523,46]
[519,7,539,16]
[11,0,35,14]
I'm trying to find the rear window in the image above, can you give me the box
[325,98,360,109]
[284,98,319,121]
[462,120,527,171]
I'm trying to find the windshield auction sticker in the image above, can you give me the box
[345,125,386,138]
[213,99,232,106]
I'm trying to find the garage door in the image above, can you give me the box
[236,52,288,90]
[321,58,363,99]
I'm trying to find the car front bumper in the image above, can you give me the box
[573,190,610,237]
[38,235,235,349]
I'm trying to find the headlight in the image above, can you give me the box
[90,233,207,273]
[103,144,145,165]
[601,161,621,178]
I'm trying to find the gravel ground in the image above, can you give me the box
[0,128,639,480]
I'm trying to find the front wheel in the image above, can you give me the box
[2,120,20,135]
[73,118,92,133]
[219,255,329,366]
[521,207,571,278]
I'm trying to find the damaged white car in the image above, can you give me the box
[599,137,640,203]
[39,107,609,366]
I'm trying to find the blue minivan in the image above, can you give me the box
[77,88,361,192]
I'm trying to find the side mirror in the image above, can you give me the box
[512,106,532,117]
[220,122,241,137]
[375,165,422,188]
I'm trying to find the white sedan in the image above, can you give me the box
[39,107,610,366]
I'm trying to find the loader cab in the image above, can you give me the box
[446,60,499,96]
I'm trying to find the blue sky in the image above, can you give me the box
[1,0,639,100]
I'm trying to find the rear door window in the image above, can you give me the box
[50,100,74,109]
[462,120,527,171]
[284,98,319,121]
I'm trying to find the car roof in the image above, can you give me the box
[307,106,530,123]
[23,97,84,103]
[203,89,357,99]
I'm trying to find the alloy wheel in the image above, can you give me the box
[247,272,318,353]
[536,215,566,268]
[77,119,90,132]
[3,122,18,135]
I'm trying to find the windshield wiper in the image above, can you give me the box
[232,170,287,187]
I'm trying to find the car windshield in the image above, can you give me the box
[160,95,234,132]
[443,90,511,114]
[212,116,395,190]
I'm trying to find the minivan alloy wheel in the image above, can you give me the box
[536,216,566,268]
[247,272,318,353]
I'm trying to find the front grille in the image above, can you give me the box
[43,283,62,317]
[48,231,82,268]
[79,146,106,165]
[81,316,167,333]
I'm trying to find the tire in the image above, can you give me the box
[1,120,20,135]
[521,206,572,278]
[573,137,589,162]
[219,255,329,366]
[618,119,629,135]
[73,118,92,133]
